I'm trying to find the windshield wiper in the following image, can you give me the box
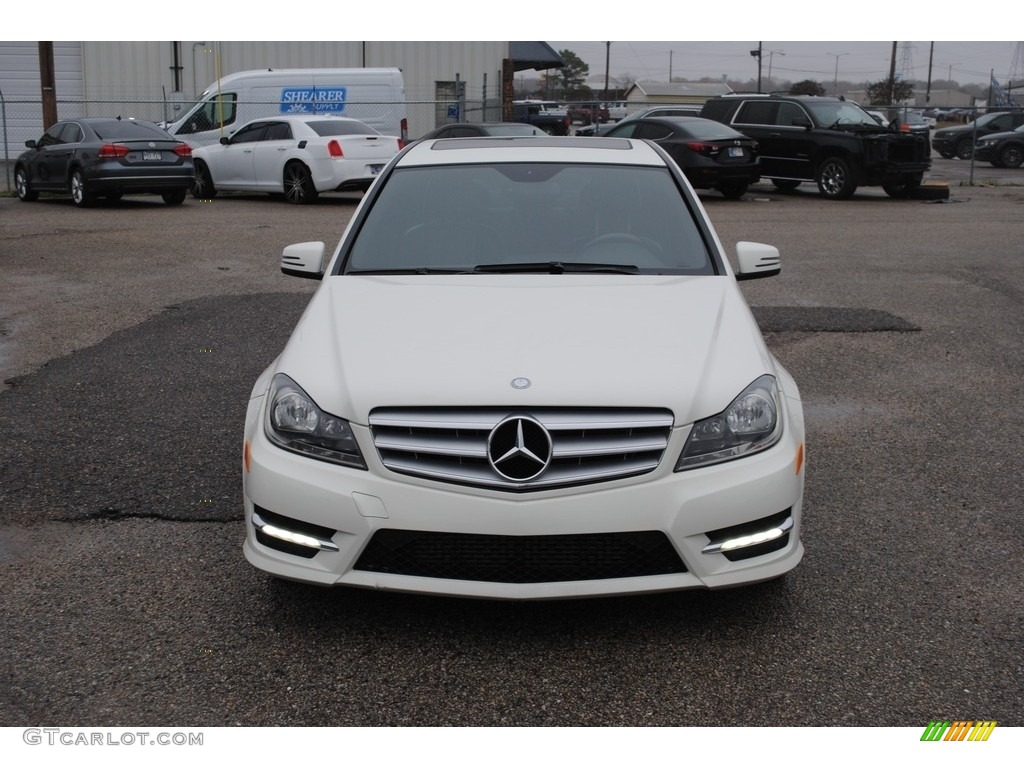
[472,261,639,274]
[346,267,473,275]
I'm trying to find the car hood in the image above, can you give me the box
[273,274,776,426]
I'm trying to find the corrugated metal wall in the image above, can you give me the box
[0,41,83,99]
[1,42,510,156]
[76,41,507,104]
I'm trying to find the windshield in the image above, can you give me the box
[805,102,879,128]
[344,163,713,275]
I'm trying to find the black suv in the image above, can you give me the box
[932,111,1024,159]
[700,94,931,199]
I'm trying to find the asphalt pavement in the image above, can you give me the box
[0,168,1022,728]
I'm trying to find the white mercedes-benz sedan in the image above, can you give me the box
[190,115,403,204]
[242,136,805,599]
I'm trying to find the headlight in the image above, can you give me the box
[264,373,366,469]
[675,375,782,471]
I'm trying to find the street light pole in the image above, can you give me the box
[767,50,785,86]
[827,51,848,94]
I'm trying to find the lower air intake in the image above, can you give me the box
[354,529,686,583]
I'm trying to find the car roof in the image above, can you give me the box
[255,115,366,123]
[60,116,160,126]
[712,93,845,103]
[396,136,667,167]
[432,122,539,130]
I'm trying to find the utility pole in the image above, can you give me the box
[38,42,57,130]
[604,41,610,99]
[888,42,898,105]
[926,42,934,105]
[750,43,763,92]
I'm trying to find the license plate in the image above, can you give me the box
[728,147,744,158]
[143,151,162,161]
[368,164,384,175]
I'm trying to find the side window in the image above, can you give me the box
[37,123,66,147]
[734,101,776,126]
[776,103,810,128]
[230,123,269,144]
[179,93,238,134]
[605,122,638,138]
[263,122,292,141]
[59,123,84,143]
[634,123,673,141]
[988,114,1012,131]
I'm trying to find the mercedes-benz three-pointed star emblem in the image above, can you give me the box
[487,415,553,482]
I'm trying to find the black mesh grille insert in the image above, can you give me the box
[353,529,686,583]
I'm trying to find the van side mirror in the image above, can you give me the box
[281,242,326,279]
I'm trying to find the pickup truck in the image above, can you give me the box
[510,103,570,135]
[701,94,931,199]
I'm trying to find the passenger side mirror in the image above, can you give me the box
[734,242,781,281]
[281,242,326,280]
[220,136,230,145]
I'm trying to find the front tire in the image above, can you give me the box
[69,169,96,207]
[955,138,973,160]
[882,173,923,198]
[15,166,38,201]
[284,162,318,205]
[162,189,187,205]
[998,144,1024,169]
[938,149,955,159]
[771,179,801,192]
[816,156,856,199]
[718,182,749,199]
[191,161,217,199]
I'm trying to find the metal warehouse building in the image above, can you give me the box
[0,41,565,176]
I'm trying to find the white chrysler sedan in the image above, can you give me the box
[190,115,403,204]
[242,136,805,599]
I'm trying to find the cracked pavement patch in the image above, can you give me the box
[0,293,305,527]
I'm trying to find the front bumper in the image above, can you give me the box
[242,394,805,600]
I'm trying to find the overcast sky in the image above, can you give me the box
[548,41,1021,88]
[19,2,1020,90]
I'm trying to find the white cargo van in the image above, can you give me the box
[166,67,407,147]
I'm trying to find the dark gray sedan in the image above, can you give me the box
[14,117,194,207]
[603,116,760,198]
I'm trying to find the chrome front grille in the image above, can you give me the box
[369,407,674,491]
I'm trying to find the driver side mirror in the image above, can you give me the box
[219,136,230,145]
